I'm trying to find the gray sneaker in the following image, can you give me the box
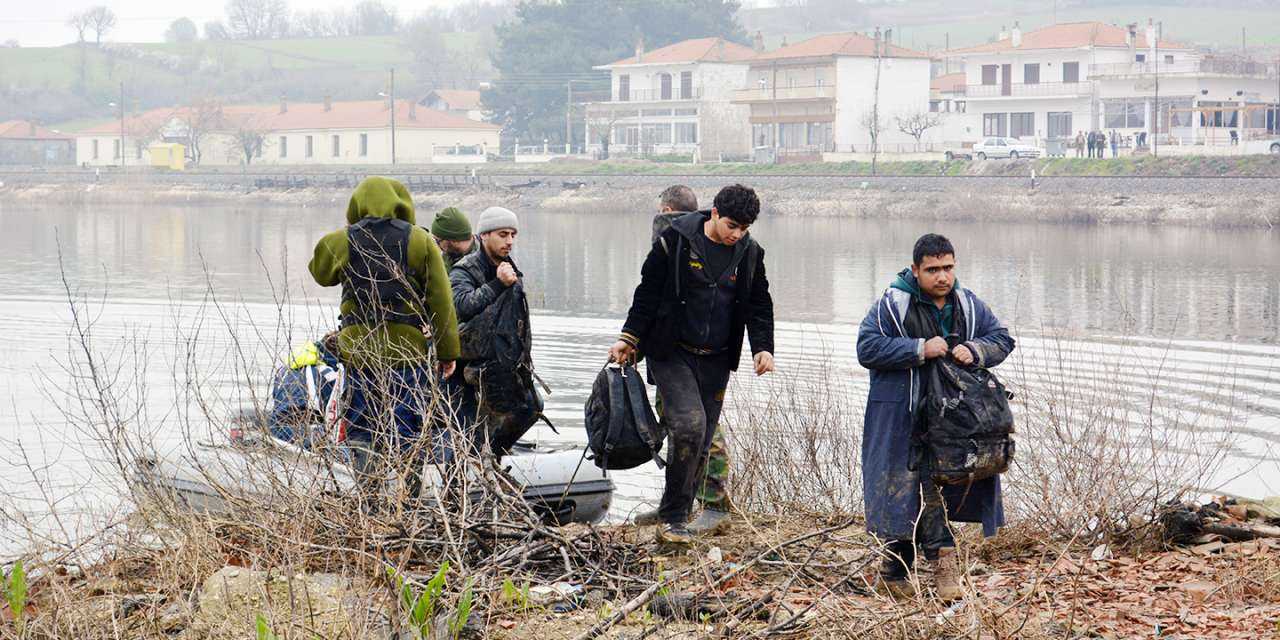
[686,509,731,536]
[633,508,662,526]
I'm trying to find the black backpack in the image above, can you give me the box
[918,358,1015,485]
[584,363,666,471]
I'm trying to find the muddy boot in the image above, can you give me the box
[686,509,731,536]
[933,547,964,602]
[633,508,662,526]
[875,540,916,599]
[655,523,694,546]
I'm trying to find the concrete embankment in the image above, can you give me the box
[1,170,1276,228]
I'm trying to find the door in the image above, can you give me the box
[1047,112,1072,139]
[1001,64,1012,96]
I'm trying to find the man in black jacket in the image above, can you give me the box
[609,184,775,545]
[447,206,522,449]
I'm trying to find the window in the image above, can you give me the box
[659,73,672,100]
[1063,62,1080,83]
[1105,99,1146,128]
[1010,112,1034,138]
[305,135,314,158]
[113,139,121,160]
[778,122,805,149]
[359,133,368,156]
[815,69,825,87]
[673,108,697,116]
[1047,112,1073,138]
[955,101,966,113]
[680,71,693,99]
[675,122,697,144]
[331,134,340,157]
[983,113,1007,137]
[135,143,143,160]
[279,136,288,158]
[930,100,941,113]
[1164,54,1174,64]
[1023,63,1040,84]
[618,75,630,101]
[981,65,998,85]
[806,122,832,149]
[1135,54,1146,63]
[92,139,99,160]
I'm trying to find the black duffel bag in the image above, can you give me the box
[584,363,665,471]
[919,357,1016,485]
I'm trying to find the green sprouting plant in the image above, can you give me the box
[3,560,27,633]
[449,579,474,640]
[388,562,449,638]
[255,613,279,640]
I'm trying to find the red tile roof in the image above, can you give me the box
[605,37,757,67]
[78,100,499,136]
[751,32,930,62]
[931,72,966,93]
[0,120,71,140]
[425,89,482,111]
[946,21,1191,55]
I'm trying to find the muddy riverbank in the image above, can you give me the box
[2,172,1277,228]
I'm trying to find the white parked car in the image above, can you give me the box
[972,137,1042,160]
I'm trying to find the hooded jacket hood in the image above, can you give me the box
[346,177,415,225]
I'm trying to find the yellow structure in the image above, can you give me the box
[148,143,186,170]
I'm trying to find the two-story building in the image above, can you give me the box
[943,20,1279,148]
[585,37,756,160]
[731,31,933,157]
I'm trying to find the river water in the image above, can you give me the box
[1,202,1278,538]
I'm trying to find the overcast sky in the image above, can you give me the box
[1,0,468,47]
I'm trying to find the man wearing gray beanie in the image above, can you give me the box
[446,206,532,450]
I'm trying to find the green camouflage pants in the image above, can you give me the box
[655,394,732,512]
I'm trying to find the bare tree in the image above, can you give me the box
[66,12,92,44]
[403,17,453,91]
[228,115,269,165]
[225,0,290,40]
[894,111,943,150]
[183,98,225,165]
[292,10,332,37]
[354,0,399,35]
[860,110,885,167]
[84,6,117,46]
[204,21,231,40]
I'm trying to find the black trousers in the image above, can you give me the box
[648,350,733,525]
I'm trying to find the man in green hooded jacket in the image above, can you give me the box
[309,177,461,476]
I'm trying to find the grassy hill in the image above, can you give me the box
[0,33,490,126]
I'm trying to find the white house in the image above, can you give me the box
[76,99,502,167]
[731,30,934,157]
[943,20,1279,149]
[585,37,756,160]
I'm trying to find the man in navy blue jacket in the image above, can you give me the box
[857,233,1015,599]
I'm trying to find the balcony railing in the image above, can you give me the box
[613,87,703,102]
[732,84,837,102]
[964,82,1088,98]
[1090,59,1277,78]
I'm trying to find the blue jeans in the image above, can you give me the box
[343,365,456,464]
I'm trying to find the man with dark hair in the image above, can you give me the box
[856,233,1014,600]
[610,184,775,545]
[634,185,736,535]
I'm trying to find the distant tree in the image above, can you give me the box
[328,8,358,36]
[292,9,332,37]
[354,0,399,35]
[204,21,231,40]
[183,97,225,165]
[485,0,746,144]
[448,0,516,33]
[232,124,268,164]
[402,16,454,90]
[67,12,92,44]
[165,18,200,43]
[895,111,942,150]
[225,0,290,40]
[84,6,117,46]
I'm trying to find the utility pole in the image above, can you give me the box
[119,80,125,168]
[566,80,574,155]
[771,60,779,161]
[389,67,397,165]
[1153,23,1159,158]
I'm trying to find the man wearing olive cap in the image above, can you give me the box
[431,206,478,270]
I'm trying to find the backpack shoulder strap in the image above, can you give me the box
[623,365,666,468]
[602,367,629,470]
